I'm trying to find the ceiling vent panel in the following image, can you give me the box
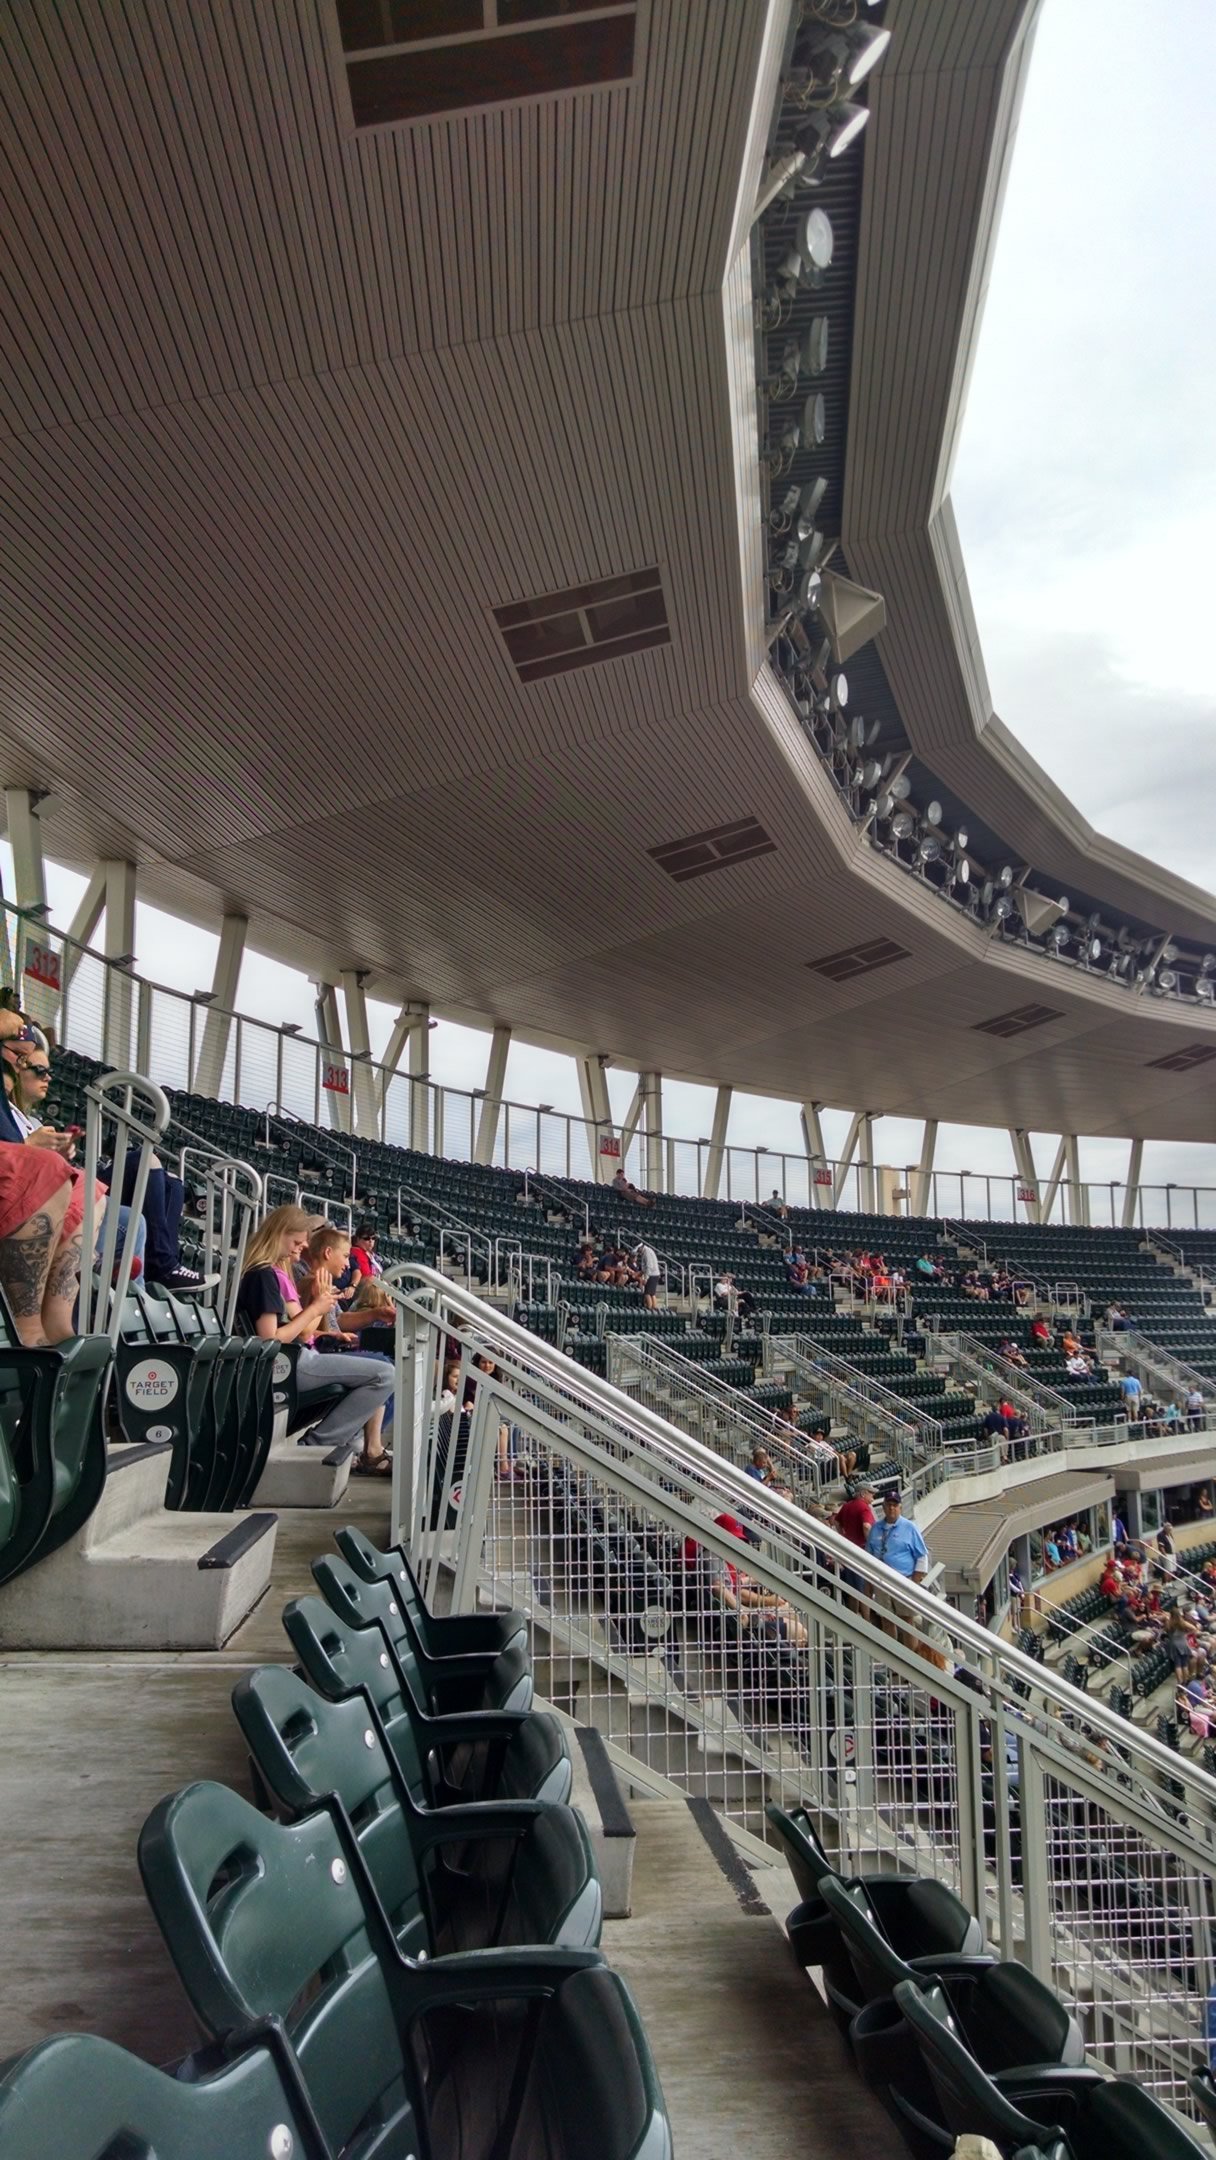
[649,817,777,884]
[1146,1044,1216,1074]
[973,1005,1064,1040]
[494,568,669,682]
[337,4,638,128]
[806,936,909,984]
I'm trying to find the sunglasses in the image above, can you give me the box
[24,1063,51,1078]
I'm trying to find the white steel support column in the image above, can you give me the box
[1040,1137,1069,1224]
[473,1025,511,1165]
[1009,1128,1041,1224]
[340,970,380,1141]
[833,1110,864,1207]
[4,787,47,914]
[801,1102,828,1209]
[576,1054,615,1180]
[101,859,137,1070]
[912,1120,938,1218]
[642,1072,663,1193]
[61,867,108,991]
[1122,1138,1144,1230]
[194,913,247,1099]
[1064,1134,1088,1226]
[409,1004,431,1153]
[859,1113,877,1213]
[3,787,48,993]
[618,1079,644,1166]
[315,983,351,1135]
[702,1086,733,1200]
[377,1006,419,1118]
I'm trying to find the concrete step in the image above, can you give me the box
[251,1431,352,1510]
[0,1443,277,1651]
[602,1797,907,2160]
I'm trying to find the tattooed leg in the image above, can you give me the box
[42,1226,85,1344]
[0,1184,70,1346]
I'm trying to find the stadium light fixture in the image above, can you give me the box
[802,318,830,375]
[812,24,891,87]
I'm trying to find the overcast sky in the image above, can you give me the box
[5,0,1214,1202]
[951,0,1216,898]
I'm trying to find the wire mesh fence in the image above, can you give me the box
[387,1267,1216,2118]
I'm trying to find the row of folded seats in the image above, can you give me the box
[0,1290,111,1587]
[114,1286,368,1509]
[766,1801,1210,2158]
[0,1519,670,2159]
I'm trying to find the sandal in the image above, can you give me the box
[353,1452,393,1477]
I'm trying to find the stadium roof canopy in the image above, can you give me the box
[1,0,1213,1141]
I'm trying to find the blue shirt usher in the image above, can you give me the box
[867,1514,929,1578]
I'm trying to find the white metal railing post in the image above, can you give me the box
[78,1071,170,1341]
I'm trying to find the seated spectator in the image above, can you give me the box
[784,1246,811,1291]
[237,1204,392,1474]
[632,1239,662,1313]
[1065,1350,1092,1378]
[575,1236,600,1281]
[349,1221,382,1282]
[960,1269,987,1300]
[914,1253,940,1279]
[1041,1532,1061,1571]
[611,1166,655,1207]
[1060,1328,1082,1359]
[1057,1522,1078,1562]
[998,1336,1028,1369]
[1100,1557,1122,1600]
[744,1446,773,1484]
[1030,1313,1052,1346]
[767,1188,790,1220]
[1106,1302,1130,1332]
[345,1271,397,1335]
[1199,1488,1215,1518]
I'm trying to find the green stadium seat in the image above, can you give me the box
[893,1978,1204,2159]
[767,1803,983,2010]
[313,1552,534,1714]
[282,1591,572,1805]
[0,2030,329,2160]
[334,1521,529,1657]
[139,1780,671,2160]
[819,1874,1082,2073]
[232,1664,601,1952]
[0,1296,111,1588]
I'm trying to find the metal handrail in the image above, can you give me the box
[933,1335,1057,1439]
[1096,1325,1213,1402]
[790,1331,947,1452]
[78,1070,170,1341]
[264,1103,358,1200]
[607,1334,835,1496]
[523,1167,590,1234]
[945,1330,1082,1429]
[382,1264,1216,1838]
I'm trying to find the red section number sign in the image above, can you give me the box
[23,940,61,992]
[322,1061,349,1095]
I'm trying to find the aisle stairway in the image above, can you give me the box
[602,1798,906,2160]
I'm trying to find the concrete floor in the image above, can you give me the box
[0,1485,393,2064]
[604,1801,907,2160]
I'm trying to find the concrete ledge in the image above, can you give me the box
[0,1447,277,1652]
[250,1434,352,1510]
[572,1723,636,1918]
